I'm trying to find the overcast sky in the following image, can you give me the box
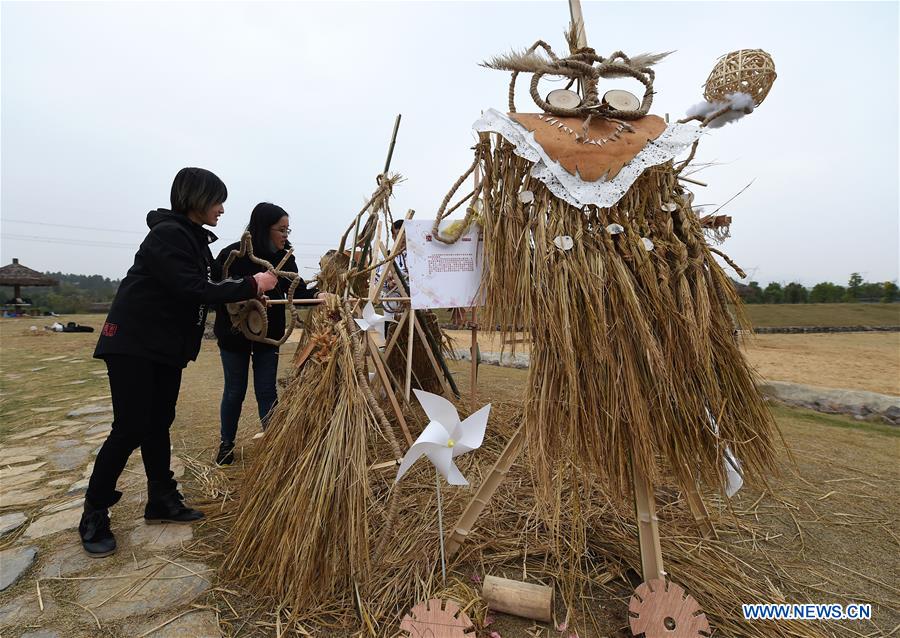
[2,1,898,286]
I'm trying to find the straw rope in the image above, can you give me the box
[222,231,303,346]
[430,139,489,245]
[487,42,661,120]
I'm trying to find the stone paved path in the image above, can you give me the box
[1,377,219,637]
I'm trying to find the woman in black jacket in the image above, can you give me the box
[80,168,278,558]
[212,203,319,465]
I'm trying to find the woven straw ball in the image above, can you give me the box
[704,49,776,106]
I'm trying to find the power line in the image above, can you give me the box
[2,219,145,235]
[3,233,136,248]
[1,218,335,248]
[3,233,325,261]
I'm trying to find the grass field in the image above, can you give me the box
[446,330,900,396]
[2,314,898,636]
[437,303,900,328]
[742,303,900,328]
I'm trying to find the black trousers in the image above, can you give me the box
[85,354,183,509]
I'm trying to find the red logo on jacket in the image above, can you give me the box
[101,322,118,337]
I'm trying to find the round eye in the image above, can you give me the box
[602,89,640,112]
[546,89,582,110]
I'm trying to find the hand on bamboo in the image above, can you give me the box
[253,271,278,294]
[315,292,333,300]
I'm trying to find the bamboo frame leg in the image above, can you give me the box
[445,423,526,559]
[412,311,455,398]
[368,221,383,300]
[366,334,413,447]
[384,310,408,358]
[681,473,716,539]
[405,306,415,401]
[469,307,478,412]
[632,456,666,582]
[388,266,456,398]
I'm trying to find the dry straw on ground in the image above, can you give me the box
[220,391,831,637]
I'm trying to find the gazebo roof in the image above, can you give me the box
[0,258,59,287]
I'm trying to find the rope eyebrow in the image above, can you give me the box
[484,40,669,120]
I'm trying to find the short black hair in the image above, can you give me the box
[392,219,404,232]
[170,167,227,215]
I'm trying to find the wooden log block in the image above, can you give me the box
[482,575,553,622]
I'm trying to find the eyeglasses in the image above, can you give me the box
[274,228,291,236]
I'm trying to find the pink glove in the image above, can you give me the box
[252,271,278,294]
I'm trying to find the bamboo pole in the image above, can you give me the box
[366,334,413,446]
[383,114,401,174]
[470,308,478,411]
[404,304,415,401]
[482,575,553,623]
[346,114,402,299]
[267,297,410,306]
[568,0,588,48]
[368,220,383,299]
[384,309,408,358]
[631,453,665,582]
[445,424,525,559]
[470,150,482,411]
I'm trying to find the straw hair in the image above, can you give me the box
[468,133,779,502]
[704,49,777,106]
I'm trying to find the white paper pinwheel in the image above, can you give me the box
[395,390,491,486]
[354,301,393,338]
[706,408,744,497]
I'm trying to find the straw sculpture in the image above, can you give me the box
[223,294,403,612]
[218,32,796,636]
[431,37,780,503]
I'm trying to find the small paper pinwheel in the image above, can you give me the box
[396,390,491,486]
[707,408,744,497]
[354,301,393,338]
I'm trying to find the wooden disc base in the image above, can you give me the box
[628,579,710,637]
[400,599,474,638]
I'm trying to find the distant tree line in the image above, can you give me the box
[14,271,900,313]
[21,273,121,314]
[737,273,899,304]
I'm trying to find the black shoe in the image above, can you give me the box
[79,500,117,558]
[144,479,205,524]
[215,440,235,466]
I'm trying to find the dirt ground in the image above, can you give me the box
[1,314,898,637]
[445,330,900,396]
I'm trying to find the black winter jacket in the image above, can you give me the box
[94,210,258,368]
[212,242,317,353]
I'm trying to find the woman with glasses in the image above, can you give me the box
[212,202,320,465]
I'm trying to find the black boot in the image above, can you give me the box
[79,498,117,557]
[144,479,205,524]
[215,440,235,466]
